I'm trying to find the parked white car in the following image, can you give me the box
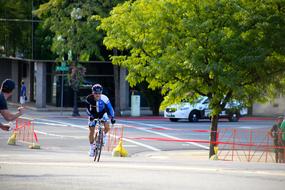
[164,96,248,122]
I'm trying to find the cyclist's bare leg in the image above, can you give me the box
[89,126,95,144]
[104,122,110,134]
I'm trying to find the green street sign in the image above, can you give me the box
[56,66,69,72]
[56,62,69,72]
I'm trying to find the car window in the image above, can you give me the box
[202,98,209,104]
[194,97,205,104]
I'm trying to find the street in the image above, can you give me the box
[0,111,285,190]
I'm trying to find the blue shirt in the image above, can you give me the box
[20,84,26,97]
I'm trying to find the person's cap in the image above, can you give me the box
[1,79,15,93]
[277,116,283,119]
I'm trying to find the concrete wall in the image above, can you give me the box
[35,61,46,108]
[253,95,285,116]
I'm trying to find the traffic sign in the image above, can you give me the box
[56,62,69,72]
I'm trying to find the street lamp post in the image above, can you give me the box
[70,7,82,117]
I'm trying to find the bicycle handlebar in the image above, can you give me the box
[91,118,105,122]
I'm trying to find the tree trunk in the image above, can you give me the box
[113,64,121,116]
[152,101,161,116]
[72,89,80,116]
[209,114,219,158]
[71,55,80,117]
[113,49,121,116]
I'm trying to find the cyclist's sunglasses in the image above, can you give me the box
[93,92,102,95]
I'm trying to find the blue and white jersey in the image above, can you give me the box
[85,94,115,121]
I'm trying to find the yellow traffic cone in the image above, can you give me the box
[112,139,128,157]
[112,141,122,157]
[120,143,128,157]
[7,132,17,145]
[210,146,219,160]
[28,143,41,149]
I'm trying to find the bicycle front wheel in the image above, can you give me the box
[97,132,103,162]
[94,131,103,162]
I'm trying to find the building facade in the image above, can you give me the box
[0,57,130,111]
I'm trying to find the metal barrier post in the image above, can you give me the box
[248,129,252,162]
[232,129,236,161]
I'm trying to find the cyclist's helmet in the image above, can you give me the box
[92,84,103,94]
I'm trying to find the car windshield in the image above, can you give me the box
[194,96,206,104]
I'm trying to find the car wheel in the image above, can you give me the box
[169,118,179,122]
[228,113,240,122]
[189,111,199,122]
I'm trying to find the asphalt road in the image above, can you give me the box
[0,111,284,189]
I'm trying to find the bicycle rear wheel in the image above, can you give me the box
[94,130,103,162]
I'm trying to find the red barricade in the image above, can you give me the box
[123,125,285,163]
[217,128,285,163]
[13,118,39,147]
[104,124,124,152]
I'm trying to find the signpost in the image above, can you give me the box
[56,62,69,115]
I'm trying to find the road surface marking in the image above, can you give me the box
[33,118,160,151]
[34,130,83,139]
[120,120,209,150]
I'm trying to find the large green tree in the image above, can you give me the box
[99,0,285,157]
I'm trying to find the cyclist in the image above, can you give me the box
[85,83,115,157]
[0,79,24,131]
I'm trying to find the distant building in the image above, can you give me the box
[0,57,130,111]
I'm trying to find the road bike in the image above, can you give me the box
[92,118,105,162]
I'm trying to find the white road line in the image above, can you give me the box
[33,118,161,151]
[239,126,269,129]
[120,120,209,150]
[34,121,68,127]
[121,137,161,151]
[35,118,88,130]
[34,130,83,139]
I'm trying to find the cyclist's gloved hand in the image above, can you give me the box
[111,118,116,124]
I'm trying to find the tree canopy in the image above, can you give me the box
[99,0,285,156]
[100,0,285,108]
[34,0,104,61]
